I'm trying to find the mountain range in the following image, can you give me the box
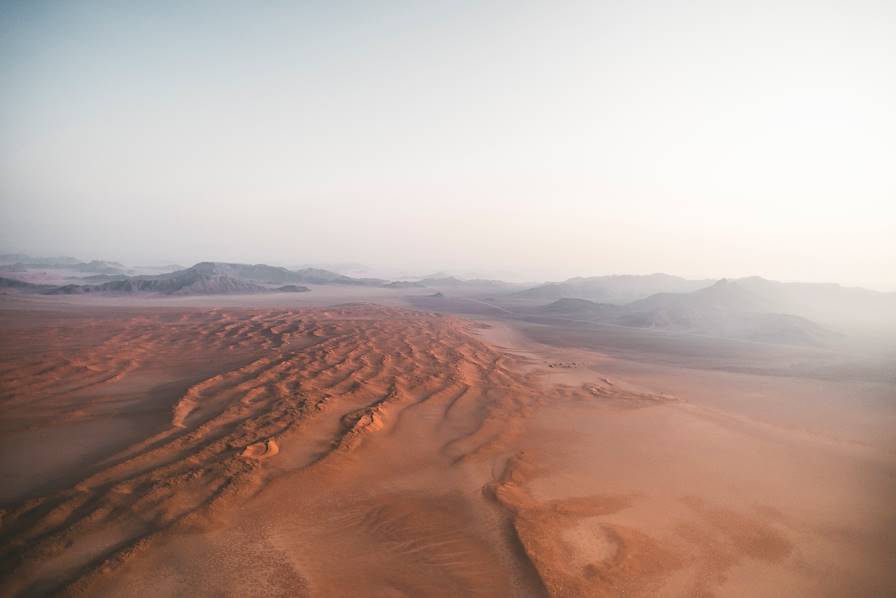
[2,257,893,346]
[0,254,127,275]
[510,273,715,304]
[0,261,430,296]
[527,279,847,346]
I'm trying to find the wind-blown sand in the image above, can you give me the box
[0,302,894,596]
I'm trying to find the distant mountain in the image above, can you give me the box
[0,253,125,274]
[618,280,834,345]
[0,263,28,272]
[0,254,81,266]
[534,297,622,319]
[531,280,836,347]
[623,278,765,315]
[47,273,266,295]
[154,262,385,287]
[186,262,309,285]
[73,260,126,274]
[385,280,426,289]
[412,271,450,280]
[294,262,370,275]
[0,255,127,275]
[513,274,714,304]
[3,258,512,292]
[419,276,513,289]
[81,274,130,282]
[199,263,386,286]
[0,276,53,290]
[733,277,896,333]
[289,267,358,284]
[32,261,399,295]
[49,262,319,295]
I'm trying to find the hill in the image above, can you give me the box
[35,261,392,295]
[530,280,836,347]
[42,263,313,295]
[513,273,714,304]
[419,276,514,289]
[47,273,266,295]
[618,280,833,345]
[533,297,622,319]
[0,254,127,275]
[0,276,54,291]
[733,277,896,334]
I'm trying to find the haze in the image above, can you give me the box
[1,0,894,288]
[3,5,896,595]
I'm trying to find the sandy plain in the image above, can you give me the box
[1,292,894,597]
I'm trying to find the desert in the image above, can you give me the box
[4,2,896,595]
[1,274,894,596]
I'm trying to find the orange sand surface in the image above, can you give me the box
[1,303,894,597]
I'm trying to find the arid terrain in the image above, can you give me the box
[1,292,894,597]
[5,0,895,593]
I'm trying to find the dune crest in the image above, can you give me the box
[0,305,557,595]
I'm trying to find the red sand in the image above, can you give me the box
[1,301,894,596]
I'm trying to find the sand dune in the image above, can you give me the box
[0,303,893,596]
[0,305,546,595]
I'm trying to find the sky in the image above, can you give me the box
[1,0,894,288]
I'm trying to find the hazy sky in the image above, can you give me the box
[1,1,894,288]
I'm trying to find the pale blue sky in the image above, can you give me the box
[1,1,894,287]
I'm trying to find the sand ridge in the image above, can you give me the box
[2,304,626,595]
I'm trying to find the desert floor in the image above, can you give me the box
[1,295,894,597]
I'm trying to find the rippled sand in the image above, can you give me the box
[1,303,893,596]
